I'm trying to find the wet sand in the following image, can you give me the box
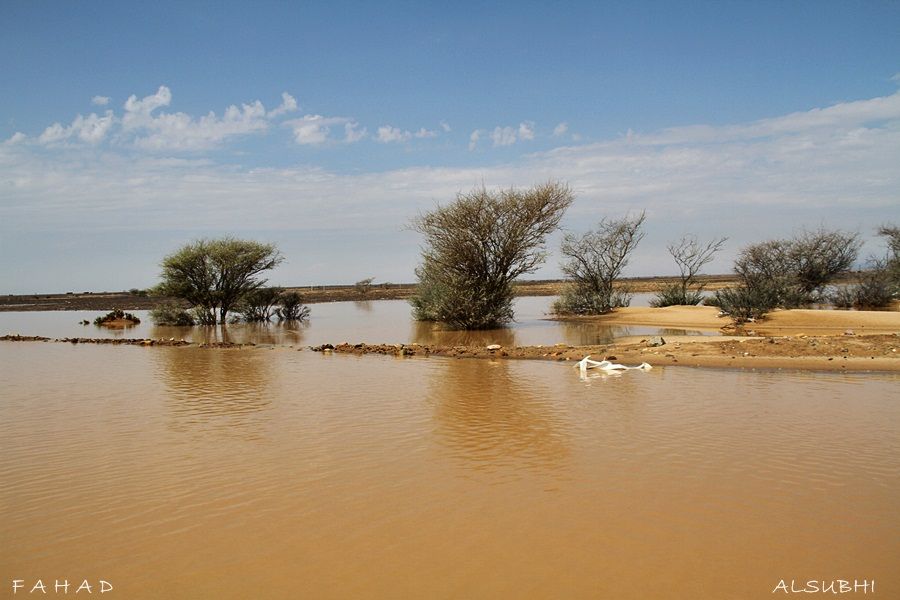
[310,305,900,371]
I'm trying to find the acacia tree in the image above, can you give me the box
[410,181,574,329]
[651,235,727,307]
[156,237,283,324]
[553,212,646,315]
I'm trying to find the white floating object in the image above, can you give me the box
[486,344,502,350]
[576,355,652,379]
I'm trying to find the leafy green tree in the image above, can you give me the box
[156,237,283,324]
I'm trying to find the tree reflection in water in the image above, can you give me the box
[427,357,571,479]
[150,321,308,346]
[410,320,517,347]
[155,347,275,438]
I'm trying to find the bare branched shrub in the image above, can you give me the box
[554,212,646,315]
[651,235,726,307]
[718,228,860,322]
[829,226,900,309]
[410,181,574,329]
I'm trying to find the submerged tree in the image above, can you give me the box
[239,286,284,322]
[554,212,646,315]
[410,181,574,329]
[156,237,283,324]
[276,291,310,322]
[651,235,727,307]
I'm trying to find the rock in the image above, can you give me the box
[486,344,502,351]
[646,336,666,347]
[844,329,855,336]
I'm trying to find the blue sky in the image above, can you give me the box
[1,1,899,293]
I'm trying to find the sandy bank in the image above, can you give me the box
[310,333,900,372]
[564,305,900,336]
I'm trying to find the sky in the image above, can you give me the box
[1,1,899,294]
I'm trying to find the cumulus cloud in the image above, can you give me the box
[553,122,569,137]
[490,126,517,146]
[486,121,537,146]
[3,132,26,145]
[468,129,482,151]
[344,121,367,143]
[38,111,116,145]
[91,95,110,106]
[414,127,438,139]
[376,125,412,143]
[518,121,535,141]
[286,114,349,145]
[268,92,298,118]
[440,121,451,133]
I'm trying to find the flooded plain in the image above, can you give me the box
[0,295,716,348]
[1,335,898,598]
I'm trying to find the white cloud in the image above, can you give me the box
[122,86,172,127]
[38,111,116,145]
[891,72,900,84]
[268,92,298,118]
[487,121,536,146]
[553,122,569,137]
[91,95,110,106]
[468,129,482,151]
[414,127,438,139]
[440,121,451,133]
[115,86,272,150]
[490,126,517,146]
[3,132,26,145]
[344,121,367,143]
[5,89,898,288]
[518,121,535,141]
[377,125,412,143]
[286,114,347,145]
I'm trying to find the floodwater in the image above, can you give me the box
[0,295,717,347]
[1,340,898,598]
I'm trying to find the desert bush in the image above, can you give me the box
[717,228,861,323]
[554,212,645,315]
[150,302,196,326]
[651,235,726,307]
[276,291,310,322]
[713,284,779,324]
[650,283,704,308]
[829,258,897,309]
[410,181,573,329]
[239,287,284,322]
[734,228,860,305]
[354,277,375,295]
[94,308,141,325]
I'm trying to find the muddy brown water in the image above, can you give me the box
[0,296,717,348]
[1,339,898,599]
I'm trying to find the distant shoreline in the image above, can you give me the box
[1,274,743,312]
